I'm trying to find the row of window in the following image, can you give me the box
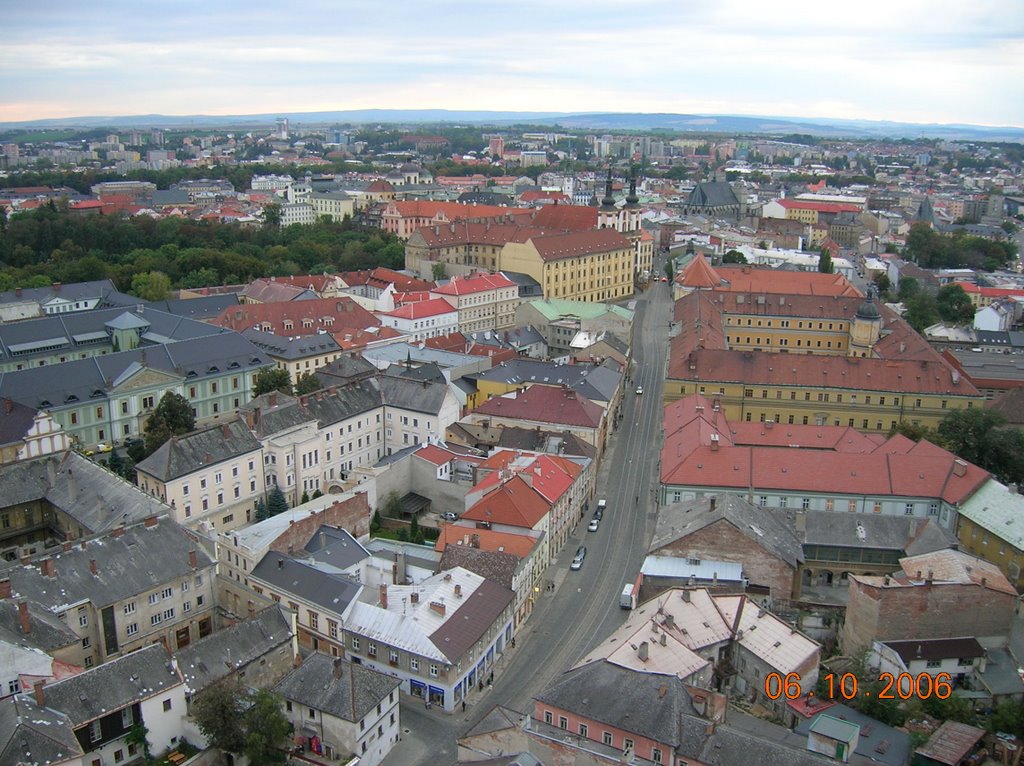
[541,711,661,761]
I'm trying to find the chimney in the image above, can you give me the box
[33,680,45,707]
[709,497,717,512]
[269,392,278,407]
[470,534,480,549]
[681,589,691,602]
[248,604,256,619]
[410,591,419,604]
[664,613,675,629]
[3,399,12,414]
[660,632,667,646]
[112,525,125,538]
[637,641,649,661]
[925,569,934,585]
[89,560,97,575]
[379,584,388,610]
[188,549,198,569]
[952,459,967,477]
[52,282,61,292]
[429,601,446,616]
[221,423,230,439]
[144,515,158,528]
[454,584,462,598]
[40,558,55,578]
[0,578,10,599]
[277,558,284,569]
[710,433,720,451]
[18,601,30,634]
[333,657,345,679]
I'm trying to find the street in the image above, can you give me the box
[384,275,674,764]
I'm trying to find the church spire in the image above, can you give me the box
[600,168,615,209]
[626,174,639,207]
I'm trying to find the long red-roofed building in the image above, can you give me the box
[660,393,990,531]
[380,200,534,238]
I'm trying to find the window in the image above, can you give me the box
[559,716,568,730]
[352,637,360,651]
[653,748,663,763]
[183,601,192,613]
[122,707,134,727]
[163,608,175,620]
[82,636,90,649]
[79,614,89,628]
[114,751,124,764]
[925,659,942,668]
[624,738,634,752]
[579,723,588,738]
[544,711,553,725]
[904,502,914,515]
[124,602,136,615]
[873,500,883,514]
[429,663,439,677]
[410,657,419,671]
[7,680,20,695]
[161,587,173,599]
[308,707,316,719]
[328,620,338,639]
[90,720,102,742]
[196,595,205,607]
[958,657,975,666]
[801,498,810,510]
[389,650,399,664]
[603,732,613,746]
[308,611,319,630]
[151,614,163,626]
[126,623,138,636]
[163,699,172,712]
[368,642,377,657]
[758,496,767,507]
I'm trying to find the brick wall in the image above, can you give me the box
[653,519,797,599]
[269,493,371,555]
[842,579,1016,656]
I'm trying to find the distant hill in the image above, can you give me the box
[3,109,1022,142]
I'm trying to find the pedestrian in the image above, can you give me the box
[462,700,466,712]
[511,637,516,648]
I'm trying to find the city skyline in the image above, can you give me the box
[3,0,1023,128]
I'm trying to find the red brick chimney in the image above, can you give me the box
[221,423,230,439]
[18,601,30,634]
[188,550,198,569]
[33,680,45,706]
[0,578,11,599]
[378,584,388,609]
[112,525,125,538]
[429,601,446,616]
[89,560,97,575]
[3,399,12,414]
[39,558,55,578]
[144,515,158,528]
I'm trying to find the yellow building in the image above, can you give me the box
[666,289,983,432]
[955,481,1024,590]
[500,229,634,302]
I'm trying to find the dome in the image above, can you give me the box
[856,298,881,320]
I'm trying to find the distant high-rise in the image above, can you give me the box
[276,117,289,140]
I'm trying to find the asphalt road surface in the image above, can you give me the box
[385,275,674,765]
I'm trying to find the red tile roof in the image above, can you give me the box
[366,179,396,192]
[340,267,434,293]
[432,272,516,296]
[678,254,722,289]
[461,476,551,529]
[386,200,533,221]
[211,296,380,335]
[414,444,458,466]
[778,199,862,214]
[412,221,546,248]
[712,266,861,296]
[474,385,604,429]
[382,297,457,320]
[433,526,538,558]
[532,204,599,231]
[529,229,631,262]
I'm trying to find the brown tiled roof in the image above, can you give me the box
[532,204,599,231]
[412,221,544,248]
[678,254,721,289]
[474,385,603,428]
[211,296,380,335]
[428,578,513,659]
[713,266,862,296]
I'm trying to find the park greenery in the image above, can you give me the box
[192,683,291,766]
[143,392,196,457]
[904,222,1016,271]
[0,204,405,296]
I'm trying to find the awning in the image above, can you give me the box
[428,685,445,697]
[410,679,426,691]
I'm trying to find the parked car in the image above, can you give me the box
[635,385,644,395]
[593,508,603,521]
[441,512,459,522]
[588,517,600,532]
[570,545,587,570]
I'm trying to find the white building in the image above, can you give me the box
[378,298,459,342]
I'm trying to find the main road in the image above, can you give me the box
[386,272,675,765]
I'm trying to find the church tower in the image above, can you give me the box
[598,169,622,230]
[848,290,882,357]
[624,174,641,232]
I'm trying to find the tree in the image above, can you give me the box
[903,293,940,333]
[988,700,1024,738]
[267,485,288,516]
[252,367,293,397]
[300,490,310,504]
[872,272,891,295]
[936,283,975,324]
[125,722,152,761]
[143,392,195,456]
[294,372,321,396]
[410,514,424,545]
[431,262,447,281]
[242,690,291,766]
[254,496,269,522]
[130,270,172,301]
[192,681,248,754]
[382,490,403,518]
[936,408,1007,467]
[896,276,920,302]
[818,248,834,274]
[722,250,747,264]
[371,509,383,533]
[262,203,282,229]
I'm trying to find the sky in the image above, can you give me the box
[2,0,1022,127]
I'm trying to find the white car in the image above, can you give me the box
[441,512,459,522]
[588,518,600,532]
[635,385,644,395]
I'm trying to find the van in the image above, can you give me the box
[619,583,636,609]
[597,498,607,510]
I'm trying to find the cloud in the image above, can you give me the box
[1,1,1021,125]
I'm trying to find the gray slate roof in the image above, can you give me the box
[241,382,382,440]
[0,450,169,533]
[174,606,293,694]
[41,643,181,726]
[314,354,378,385]
[470,359,622,403]
[0,399,40,447]
[0,333,270,413]
[685,182,739,208]
[0,694,82,766]
[793,703,911,766]
[694,723,834,766]
[535,659,697,747]
[250,551,362,616]
[0,280,118,308]
[300,527,371,572]
[3,518,215,611]
[274,652,399,723]
[769,511,957,555]
[652,495,804,568]
[378,375,449,415]
[136,420,262,482]
[0,599,78,652]
[241,328,342,361]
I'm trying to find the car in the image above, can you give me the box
[661,276,669,282]
[588,517,600,532]
[635,385,644,395]
[440,512,459,522]
[95,443,112,453]
[597,498,607,510]
[570,545,587,570]
[593,508,603,521]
